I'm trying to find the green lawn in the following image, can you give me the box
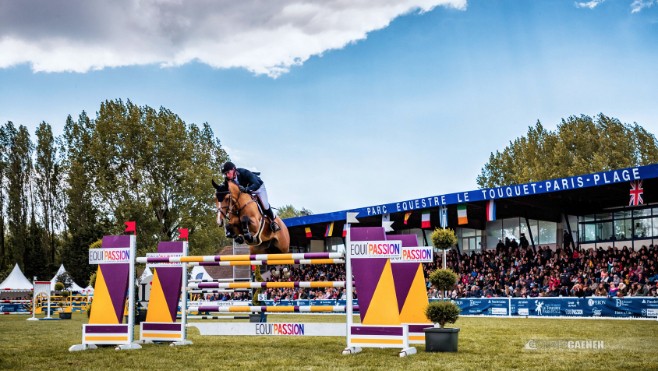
[1,314,656,370]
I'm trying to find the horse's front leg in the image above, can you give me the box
[241,216,254,243]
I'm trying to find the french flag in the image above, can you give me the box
[421,212,430,229]
[486,200,496,222]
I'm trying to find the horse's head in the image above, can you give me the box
[212,179,230,227]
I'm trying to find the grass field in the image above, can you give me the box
[1,314,657,370]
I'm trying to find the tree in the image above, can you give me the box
[5,123,33,271]
[0,125,8,267]
[277,204,313,219]
[35,122,62,268]
[477,114,658,188]
[86,99,229,256]
[60,113,106,284]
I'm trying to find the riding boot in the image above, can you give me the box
[266,208,281,232]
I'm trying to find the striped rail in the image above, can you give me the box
[191,305,359,313]
[187,259,344,266]
[137,252,344,264]
[189,281,346,290]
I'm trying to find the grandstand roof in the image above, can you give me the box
[282,164,658,246]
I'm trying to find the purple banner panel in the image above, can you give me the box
[351,326,403,336]
[101,235,131,322]
[142,323,183,331]
[84,325,129,334]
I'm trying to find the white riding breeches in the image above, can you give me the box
[254,184,275,218]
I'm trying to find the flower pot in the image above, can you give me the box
[59,312,72,320]
[424,327,459,352]
[249,313,267,323]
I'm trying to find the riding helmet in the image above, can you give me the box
[222,161,236,174]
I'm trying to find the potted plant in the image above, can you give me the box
[424,268,460,352]
[249,268,267,323]
[430,227,457,269]
[58,289,72,319]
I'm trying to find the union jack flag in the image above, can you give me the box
[629,180,644,206]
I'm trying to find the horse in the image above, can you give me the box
[212,179,290,255]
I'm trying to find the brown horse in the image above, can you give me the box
[213,179,290,255]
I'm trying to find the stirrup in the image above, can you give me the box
[270,220,281,232]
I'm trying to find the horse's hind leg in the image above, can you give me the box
[264,240,279,254]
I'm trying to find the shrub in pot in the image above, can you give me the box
[424,268,460,352]
[425,301,460,329]
[430,228,457,250]
[430,228,457,268]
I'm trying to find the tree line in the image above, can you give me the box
[0,99,231,285]
[477,114,658,188]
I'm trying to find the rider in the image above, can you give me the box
[221,161,281,232]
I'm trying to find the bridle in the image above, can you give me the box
[218,186,256,222]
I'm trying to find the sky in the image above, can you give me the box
[1,0,657,215]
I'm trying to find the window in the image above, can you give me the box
[596,221,614,241]
[580,208,657,243]
[634,208,651,217]
[614,218,633,240]
[486,220,503,249]
[502,218,520,241]
[652,217,658,237]
[538,220,557,244]
[580,223,596,242]
[325,237,345,253]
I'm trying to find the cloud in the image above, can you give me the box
[574,0,605,9]
[631,0,656,13]
[0,0,466,77]
[575,0,656,12]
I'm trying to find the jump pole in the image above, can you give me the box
[343,212,361,355]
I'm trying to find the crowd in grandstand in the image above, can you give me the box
[202,242,658,301]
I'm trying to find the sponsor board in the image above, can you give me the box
[189,322,347,337]
[391,246,433,263]
[491,308,507,315]
[89,248,131,264]
[349,240,402,258]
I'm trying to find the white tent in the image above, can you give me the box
[190,266,212,281]
[0,263,33,291]
[50,264,85,293]
[139,266,153,284]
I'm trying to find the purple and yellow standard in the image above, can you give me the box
[69,235,142,351]
[140,241,189,344]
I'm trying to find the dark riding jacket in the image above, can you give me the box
[233,168,263,192]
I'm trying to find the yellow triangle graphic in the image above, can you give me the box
[89,267,120,324]
[362,260,400,325]
[146,270,174,322]
[399,264,431,323]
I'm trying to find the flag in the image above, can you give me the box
[403,212,412,225]
[439,206,448,229]
[179,228,189,240]
[486,200,496,222]
[324,222,334,237]
[629,180,644,206]
[124,221,136,234]
[342,224,347,238]
[305,227,312,238]
[457,204,468,225]
[421,211,431,229]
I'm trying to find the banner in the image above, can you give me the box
[246,297,658,318]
